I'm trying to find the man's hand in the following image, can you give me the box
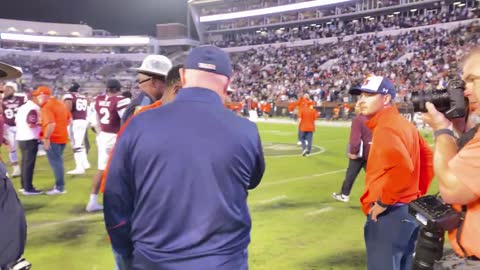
[43,139,51,150]
[422,102,451,131]
[369,202,387,222]
[348,153,358,159]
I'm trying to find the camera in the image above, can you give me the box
[408,195,463,270]
[410,79,467,119]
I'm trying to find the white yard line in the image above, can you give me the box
[269,145,326,158]
[305,206,334,216]
[257,195,288,205]
[28,169,345,231]
[260,169,346,187]
[29,213,103,233]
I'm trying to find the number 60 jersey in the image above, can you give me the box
[94,94,131,134]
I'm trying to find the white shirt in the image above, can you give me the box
[15,100,40,141]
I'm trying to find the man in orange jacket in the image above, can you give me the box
[32,86,71,195]
[350,76,433,270]
[298,105,319,156]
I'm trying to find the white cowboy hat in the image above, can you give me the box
[132,55,172,77]
[0,62,22,80]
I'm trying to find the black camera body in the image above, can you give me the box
[408,195,463,270]
[409,195,462,231]
[411,79,467,119]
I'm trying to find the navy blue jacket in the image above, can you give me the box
[104,87,265,270]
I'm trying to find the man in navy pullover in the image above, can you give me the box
[103,45,265,270]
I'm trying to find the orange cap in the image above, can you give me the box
[31,86,51,96]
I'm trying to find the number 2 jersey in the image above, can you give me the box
[62,92,89,120]
[2,93,28,127]
[94,94,131,134]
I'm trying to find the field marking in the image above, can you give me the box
[261,169,346,187]
[257,195,288,205]
[305,206,334,216]
[269,145,326,158]
[27,169,345,231]
[29,213,103,233]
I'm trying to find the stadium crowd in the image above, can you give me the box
[0,17,479,115]
[227,21,480,106]
[211,5,477,47]
[200,0,400,16]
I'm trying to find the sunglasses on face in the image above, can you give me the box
[136,77,152,84]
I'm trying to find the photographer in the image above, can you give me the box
[422,49,480,269]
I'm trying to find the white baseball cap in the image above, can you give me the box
[132,55,172,77]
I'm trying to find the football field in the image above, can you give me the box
[7,121,434,270]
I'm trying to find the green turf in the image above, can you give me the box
[4,121,436,269]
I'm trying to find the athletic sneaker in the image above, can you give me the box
[86,202,104,212]
[332,193,350,202]
[46,187,67,195]
[21,189,43,196]
[67,168,86,175]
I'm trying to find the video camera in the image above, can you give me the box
[408,195,463,270]
[410,79,467,119]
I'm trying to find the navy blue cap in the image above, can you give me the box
[184,45,233,79]
[349,75,396,99]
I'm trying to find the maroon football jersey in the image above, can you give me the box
[2,94,27,126]
[94,94,130,134]
[63,92,88,120]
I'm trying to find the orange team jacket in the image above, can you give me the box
[39,97,71,144]
[360,106,434,215]
[296,97,315,110]
[100,100,163,192]
[299,107,319,132]
[260,103,271,113]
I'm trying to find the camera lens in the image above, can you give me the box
[412,227,444,270]
[411,89,451,113]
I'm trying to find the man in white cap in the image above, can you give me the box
[121,55,172,124]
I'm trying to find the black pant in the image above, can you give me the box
[18,140,38,191]
[84,129,90,154]
[340,158,367,196]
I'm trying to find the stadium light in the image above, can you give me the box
[410,9,417,12]
[458,3,465,7]
[199,0,351,22]
[453,1,461,5]
[387,14,394,18]
[393,11,400,14]
[0,33,151,46]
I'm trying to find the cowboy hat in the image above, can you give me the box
[0,62,22,80]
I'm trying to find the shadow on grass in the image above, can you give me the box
[303,249,366,270]
[28,221,90,247]
[69,204,90,215]
[22,202,48,213]
[253,201,322,212]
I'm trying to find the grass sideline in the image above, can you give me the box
[4,121,436,270]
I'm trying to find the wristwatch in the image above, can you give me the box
[433,129,456,140]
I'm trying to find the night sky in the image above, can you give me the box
[0,0,188,36]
